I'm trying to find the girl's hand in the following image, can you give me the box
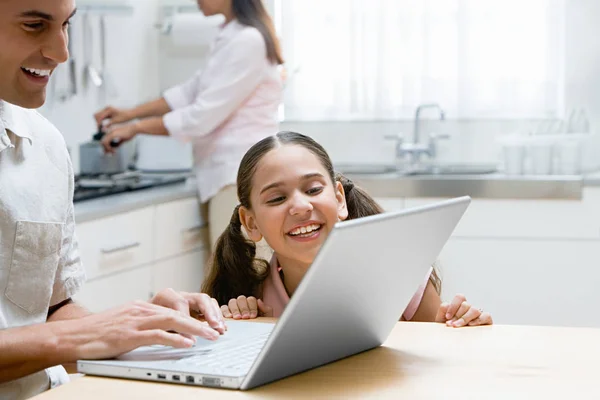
[435,294,493,328]
[220,296,273,319]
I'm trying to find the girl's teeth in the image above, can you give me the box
[291,224,320,236]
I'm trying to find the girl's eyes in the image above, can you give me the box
[266,196,285,204]
[266,186,325,204]
[307,186,324,195]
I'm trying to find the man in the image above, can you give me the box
[0,1,226,398]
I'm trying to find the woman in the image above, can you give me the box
[94,0,283,252]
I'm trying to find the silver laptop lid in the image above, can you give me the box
[242,196,471,389]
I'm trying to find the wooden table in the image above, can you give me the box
[33,321,600,399]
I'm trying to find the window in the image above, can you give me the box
[276,0,565,120]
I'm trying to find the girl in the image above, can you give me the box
[202,131,492,328]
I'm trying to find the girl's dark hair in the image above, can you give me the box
[202,131,441,305]
[232,0,284,65]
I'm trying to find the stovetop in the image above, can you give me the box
[74,171,191,203]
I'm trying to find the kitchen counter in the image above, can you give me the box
[73,171,600,224]
[74,178,199,223]
[583,170,600,186]
[347,172,586,200]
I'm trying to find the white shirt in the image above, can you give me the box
[163,19,282,203]
[0,100,86,399]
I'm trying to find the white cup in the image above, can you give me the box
[554,139,582,175]
[503,144,526,175]
[528,143,554,175]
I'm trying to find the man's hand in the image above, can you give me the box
[150,288,226,333]
[59,300,223,361]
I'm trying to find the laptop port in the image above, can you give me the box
[157,374,166,380]
[202,377,221,387]
[172,375,180,381]
[186,376,195,383]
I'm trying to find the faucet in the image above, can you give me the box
[414,103,445,145]
[385,103,449,170]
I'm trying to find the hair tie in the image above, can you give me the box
[344,177,355,193]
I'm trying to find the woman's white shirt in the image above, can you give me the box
[163,20,282,202]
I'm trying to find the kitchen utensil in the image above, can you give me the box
[83,13,103,90]
[99,15,118,99]
[79,129,129,175]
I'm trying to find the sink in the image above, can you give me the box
[334,164,397,175]
[335,163,498,176]
[406,163,498,175]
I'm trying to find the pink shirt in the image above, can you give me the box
[262,255,432,321]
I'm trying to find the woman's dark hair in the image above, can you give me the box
[232,0,284,65]
[202,131,441,305]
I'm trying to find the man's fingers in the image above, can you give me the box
[140,313,219,341]
[183,292,225,334]
[135,329,195,350]
[151,289,191,318]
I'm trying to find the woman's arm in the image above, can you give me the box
[128,98,172,119]
[94,98,172,129]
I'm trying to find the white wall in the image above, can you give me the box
[282,0,600,171]
[39,0,600,173]
[39,0,162,172]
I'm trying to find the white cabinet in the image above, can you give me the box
[152,249,207,295]
[74,265,153,313]
[403,191,600,240]
[75,198,210,312]
[438,238,600,327]
[154,197,206,261]
[76,207,155,280]
[375,188,600,328]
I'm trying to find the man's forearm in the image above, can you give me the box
[130,98,172,119]
[0,301,91,383]
[48,300,91,322]
[0,321,77,383]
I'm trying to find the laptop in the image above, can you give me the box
[77,196,471,389]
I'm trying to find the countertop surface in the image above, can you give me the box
[73,169,600,224]
[74,178,198,223]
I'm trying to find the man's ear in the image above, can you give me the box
[239,206,263,242]
[335,181,349,221]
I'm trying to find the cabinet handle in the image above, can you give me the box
[181,225,203,234]
[101,242,141,254]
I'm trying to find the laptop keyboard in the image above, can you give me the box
[175,332,270,374]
